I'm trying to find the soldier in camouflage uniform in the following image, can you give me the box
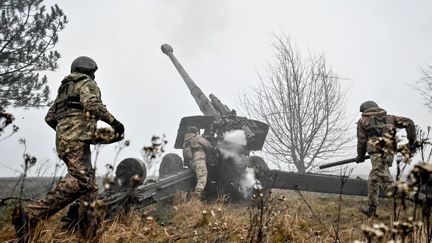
[183,126,213,199]
[356,101,416,217]
[13,56,125,240]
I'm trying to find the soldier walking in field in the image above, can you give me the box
[356,101,416,217]
[182,126,213,199]
[13,56,125,240]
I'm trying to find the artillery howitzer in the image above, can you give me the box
[99,44,391,216]
[159,43,270,201]
[157,44,387,199]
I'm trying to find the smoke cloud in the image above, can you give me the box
[145,156,162,181]
[217,129,260,198]
[217,130,248,164]
[223,129,247,146]
[239,167,261,198]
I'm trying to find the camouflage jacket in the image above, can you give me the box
[357,107,416,157]
[183,133,212,163]
[45,72,116,155]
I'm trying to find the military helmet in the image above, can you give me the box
[359,101,378,112]
[185,126,200,135]
[71,56,98,73]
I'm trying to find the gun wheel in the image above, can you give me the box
[159,153,183,178]
[115,158,146,187]
[248,156,269,179]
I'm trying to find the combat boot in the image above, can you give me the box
[189,191,204,202]
[60,202,80,230]
[359,205,377,217]
[12,207,31,243]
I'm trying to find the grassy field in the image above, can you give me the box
[0,187,416,243]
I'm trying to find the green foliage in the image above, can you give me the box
[0,0,68,108]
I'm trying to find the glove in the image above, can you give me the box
[356,155,366,163]
[110,119,125,135]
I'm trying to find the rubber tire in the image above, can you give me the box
[159,153,183,178]
[248,156,269,179]
[115,158,146,187]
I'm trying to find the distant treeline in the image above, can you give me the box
[0,177,105,199]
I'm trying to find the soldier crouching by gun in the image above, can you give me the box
[12,56,125,242]
[183,126,213,200]
[356,101,416,217]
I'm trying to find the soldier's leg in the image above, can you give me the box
[368,154,383,208]
[60,200,80,228]
[78,188,101,238]
[60,145,98,229]
[369,154,394,205]
[359,155,381,217]
[378,154,394,196]
[24,174,85,223]
[368,171,380,208]
[190,159,208,195]
[13,173,83,240]
[25,144,96,223]
[61,181,98,229]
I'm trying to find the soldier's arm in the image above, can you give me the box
[200,136,212,150]
[79,80,116,124]
[357,120,367,158]
[392,115,416,143]
[45,104,57,130]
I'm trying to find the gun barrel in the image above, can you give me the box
[319,155,370,169]
[209,94,231,115]
[161,44,219,116]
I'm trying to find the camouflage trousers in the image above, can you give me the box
[190,159,208,195]
[25,143,97,222]
[368,153,394,207]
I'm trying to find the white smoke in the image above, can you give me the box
[223,129,247,146]
[145,156,162,181]
[239,167,260,198]
[217,130,248,164]
[217,130,260,199]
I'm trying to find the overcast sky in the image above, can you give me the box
[1,0,432,177]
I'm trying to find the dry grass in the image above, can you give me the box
[0,191,408,242]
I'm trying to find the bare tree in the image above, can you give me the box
[415,65,432,110]
[242,35,350,173]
